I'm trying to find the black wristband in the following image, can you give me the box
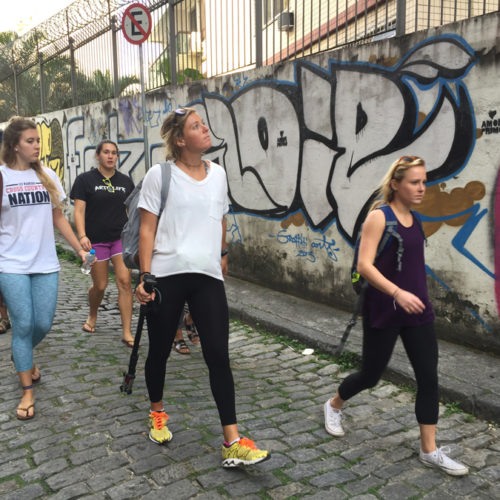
[221,249,228,257]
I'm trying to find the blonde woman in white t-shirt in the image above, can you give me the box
[134,107,270,468]
[0,117,89,420]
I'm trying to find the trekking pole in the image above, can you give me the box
[120,273,157,395]
[334,290,364,356]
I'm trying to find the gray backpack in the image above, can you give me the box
[121,161,172,269]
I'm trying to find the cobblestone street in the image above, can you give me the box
[0,259,499,499]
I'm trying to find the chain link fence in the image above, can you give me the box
[0,0,498,121]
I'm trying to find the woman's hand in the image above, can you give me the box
[221,254,228,276]
[76,248,88,262]
[394,289,425,314]
[135,280,155,305]
[79,236,92,252]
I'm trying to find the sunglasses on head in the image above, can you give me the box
[173,108,187,122]
[399,155,417,162]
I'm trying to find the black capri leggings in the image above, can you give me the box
[338,319,439,425]
[145,273,236,426]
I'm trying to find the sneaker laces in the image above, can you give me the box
[436,446,451,464]
[238,437,258,449]
[150,411,168,430]
[327,407,343,424]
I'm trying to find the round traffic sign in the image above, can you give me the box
[122,3,152,45]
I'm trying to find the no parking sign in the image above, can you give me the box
[122,3,152,45]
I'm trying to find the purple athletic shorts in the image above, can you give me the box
[92,239,123,261]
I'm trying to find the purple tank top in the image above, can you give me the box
[362,212,434,328]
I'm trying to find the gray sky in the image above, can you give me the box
[0,0,75,35]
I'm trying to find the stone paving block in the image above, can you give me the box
[72,433,112,451]
[88,452,130,474]
[70,446,109,466]
[377,482,420,500]
[106,477,152,499]
[284,447,324,463]
[86,468,132,492]
[303,487,348,499]
[46,464,93,490]
[130,453,171,475]
[317,364,340,376]
[420,488,456,499]
[0,483,46,500]
[166,442,209,462]
[150,463,191,485]
[224,473,281,497]
[142,479,200,500]
[29,431,74,452]
[342,475,385,496]
[256,396,289,409]
[32,444,73,466]
[309,468,357,487]
[8,428,53,449]
[21,457,69,482]
[49,481,91,500]
[477,463,500,482]
[254,452,293,472]
[280,418,320,436]
[196,467,247,489]
[0,447,29,465]
[370,420,405,437]
[0,458,31,480]
[374,460,414,480]
[268,482,314,500]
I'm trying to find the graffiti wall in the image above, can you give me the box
[3,12,499,352]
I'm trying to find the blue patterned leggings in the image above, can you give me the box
[0,272,59,372]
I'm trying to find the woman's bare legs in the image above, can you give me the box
[111,254,133,343]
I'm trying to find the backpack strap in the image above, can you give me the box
[411,209,427,246]
[158,161,172,216]
[0,169,3,219]
[377,205,403,271]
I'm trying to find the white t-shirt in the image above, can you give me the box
[0,165,65,274]
[138,161,229,280]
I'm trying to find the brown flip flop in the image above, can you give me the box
[121,339,135,348]
[16,404,35,420]
[82,322,95,333]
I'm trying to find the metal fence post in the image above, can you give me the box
[39,53,46,114]
[255,0,262,68]
[111,15,120,98]
[69,37,78,107]
[396,0,406,36]
[11,50,20,115]
[168,0,177,84]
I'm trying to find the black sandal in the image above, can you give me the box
[186,323,199,344]
[173,339,190,354]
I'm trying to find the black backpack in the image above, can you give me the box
[121,162,172,269]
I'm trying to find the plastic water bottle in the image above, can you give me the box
[81,249,96,275]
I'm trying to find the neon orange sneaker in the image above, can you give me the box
[148,411,172,445]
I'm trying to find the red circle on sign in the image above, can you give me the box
[122,3,152,45]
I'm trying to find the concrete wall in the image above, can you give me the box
[6,12,500,353]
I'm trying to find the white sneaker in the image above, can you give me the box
[324,400,345,436]
[419,447,469,476]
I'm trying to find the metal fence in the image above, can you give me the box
[0,0,498,121]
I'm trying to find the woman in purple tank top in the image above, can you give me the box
[323,156,469,476]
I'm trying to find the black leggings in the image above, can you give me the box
[145,273,236,426]
[338,319,439,425]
